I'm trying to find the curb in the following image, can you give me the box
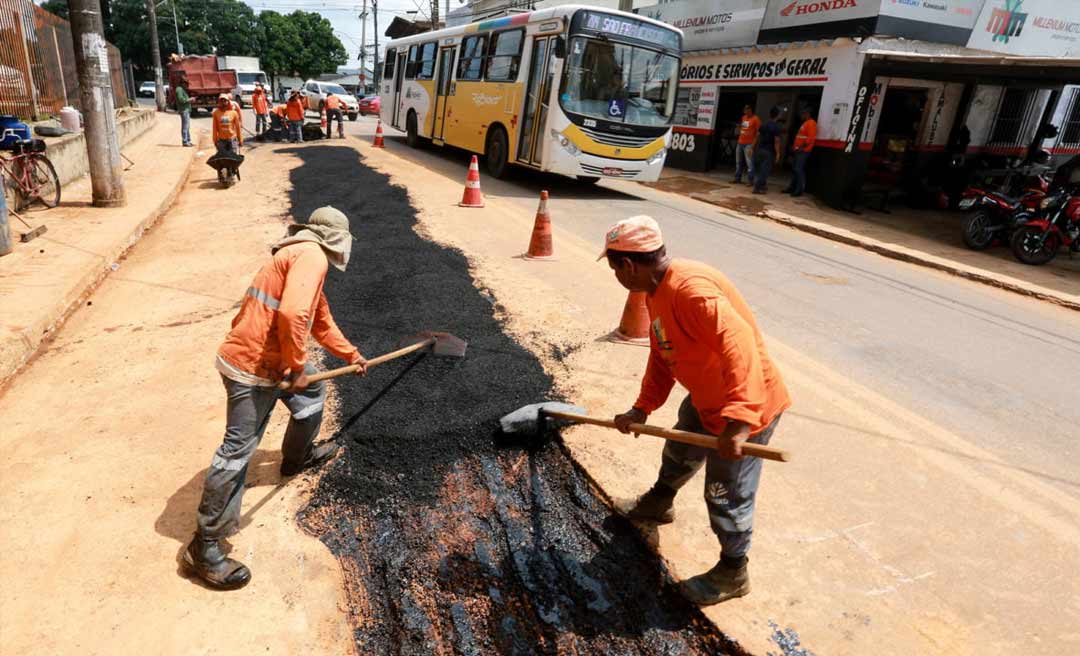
[0,136,198,389]
[758,209,1080,313]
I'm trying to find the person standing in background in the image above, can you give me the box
[175,76,193,147]
[252,82,270,136]
[286,90,306,143]
[752,108,783,195]
[785,108,817,197]
[733,105,760,186]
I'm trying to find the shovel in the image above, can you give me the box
[277,331,467,390]
[499,402,790,462]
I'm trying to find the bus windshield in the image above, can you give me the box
[559,37,678,128]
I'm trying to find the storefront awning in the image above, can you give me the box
[857,37,1080,82]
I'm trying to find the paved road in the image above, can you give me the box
[341,118,1080,500]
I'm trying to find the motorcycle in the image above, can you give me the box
[958,175,1048,250]
[1009,189,1080,265]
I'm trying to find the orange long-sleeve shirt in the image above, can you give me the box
[218,241,358,380]
[211,107,242,144]
[252,89,269,115]
[794,118,817,152]
[286,97,305,121]
[634,259,791,436]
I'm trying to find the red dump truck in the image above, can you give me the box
[166,55,238,114]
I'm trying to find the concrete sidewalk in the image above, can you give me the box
[647,171,1080,311]
[0,113,199,386]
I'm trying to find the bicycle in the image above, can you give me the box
[0,134,60,211]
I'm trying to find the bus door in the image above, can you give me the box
[518,36,554,166]
[432,46,456,143]
[392,50,407,128]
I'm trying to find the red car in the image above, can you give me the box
[358,95,381,116]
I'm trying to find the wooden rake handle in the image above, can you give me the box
[543,411,790,462]
[277,337,435,390]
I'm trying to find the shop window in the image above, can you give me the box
[405,44,420,79]
[384,48,396,81]
[486,29,524,82]
[1061,89,1080,146]
[416,42,438,80]
[457,35,487,81]
[989,88,1033,145]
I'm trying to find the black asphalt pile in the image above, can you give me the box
[285,145,740,655]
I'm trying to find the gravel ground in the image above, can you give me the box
[287,145,740,655]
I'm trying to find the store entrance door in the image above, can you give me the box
[869,88,929,191]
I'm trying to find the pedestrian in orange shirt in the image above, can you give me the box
[603,216,791,605]
[211,94,243,156]
[270,103,288,140]
[252,82,270,135]
[734,104,760,185]
[286,90,306,143]
[785,107,817,197]
[184,206,368,590]
[324,92,344,139]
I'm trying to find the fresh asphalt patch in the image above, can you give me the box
[285,145,741,655]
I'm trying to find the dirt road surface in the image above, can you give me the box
[0,139,353,654]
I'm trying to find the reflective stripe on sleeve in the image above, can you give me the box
[246,286,281,310]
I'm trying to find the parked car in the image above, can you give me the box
[299,80,359,121]
[138,81,155,97]
[357,95,381,116]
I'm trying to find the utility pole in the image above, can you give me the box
[373,0,380,87]
[69,0,126,207]
[360,0,368,92]
[171,1,184,56]
[146,0,165,111]
[431,0,438,30]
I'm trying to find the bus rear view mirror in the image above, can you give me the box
[553,37,566,59]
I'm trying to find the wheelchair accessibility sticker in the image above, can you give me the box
[607,98,626,118]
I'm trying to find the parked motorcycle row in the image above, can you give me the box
[958,153,1080,266]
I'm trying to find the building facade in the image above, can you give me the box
[637,0,1080,207]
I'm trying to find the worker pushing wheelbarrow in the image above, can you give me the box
[207,94,244,187]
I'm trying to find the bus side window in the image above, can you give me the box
[485,29,524,82]
[405,45,420,79]
[416,42,438,80]
[384,48,396,81]
[457,35,487,81]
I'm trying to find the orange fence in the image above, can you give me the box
[0,0,128,120]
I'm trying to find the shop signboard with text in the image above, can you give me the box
[636,0,767,52]
[877,0,984,44]
[759,0,880,42]
[967,0,1080,57]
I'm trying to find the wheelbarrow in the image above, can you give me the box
[206,150,244,186]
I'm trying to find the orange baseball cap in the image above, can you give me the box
[597,215,664,260]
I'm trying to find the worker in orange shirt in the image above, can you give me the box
[270,103,288,140]
[185,206,368,590]
[286,89,306,143]
[324,91,345,139]
[785,107,817,197]
[733,104,760,185]
[211,93,243,156]
[604,216,791,606]
[252,82,270,136]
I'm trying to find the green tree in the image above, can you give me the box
[256,10,303,87]
[284,11,347,80]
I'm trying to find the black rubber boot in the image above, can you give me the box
[280,441,340,477]
[678,559,750,605]
[182,534,251,590]
[613,483,676,524]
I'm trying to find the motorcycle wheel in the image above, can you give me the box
[1010,225,1061,266]
[961,210,996,250]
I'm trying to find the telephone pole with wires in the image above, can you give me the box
[359,0,368,91]
[373,0,380,87]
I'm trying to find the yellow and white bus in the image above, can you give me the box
[379,5,682,182]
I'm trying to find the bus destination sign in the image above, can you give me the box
[578,11,681,50]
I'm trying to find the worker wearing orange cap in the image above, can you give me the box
[286,90,306,143]
[602,215,791,606]
[211,93,243,155]
[252,82,270,135]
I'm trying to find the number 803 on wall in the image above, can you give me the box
[669,132,696,153]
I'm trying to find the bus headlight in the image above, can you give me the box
[647,148,666,166]
[551,129,580,156]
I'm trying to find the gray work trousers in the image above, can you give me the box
[196,363,325,540]
[658,395,781,559]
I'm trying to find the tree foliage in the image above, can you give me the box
[39,0,346,80]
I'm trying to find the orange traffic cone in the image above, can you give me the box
[523,190,556,260]
[607,291,650,345]
[373,120,385,148]
[459,155,485,208]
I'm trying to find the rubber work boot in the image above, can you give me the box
[182,534,251,590]
[280,441,340,477]
[613,483,676,524]
[678,560,750,605]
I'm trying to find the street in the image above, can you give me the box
[2,111,1078,655]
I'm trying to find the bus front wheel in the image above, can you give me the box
[406,111,420,148]
[485,127,509,179]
